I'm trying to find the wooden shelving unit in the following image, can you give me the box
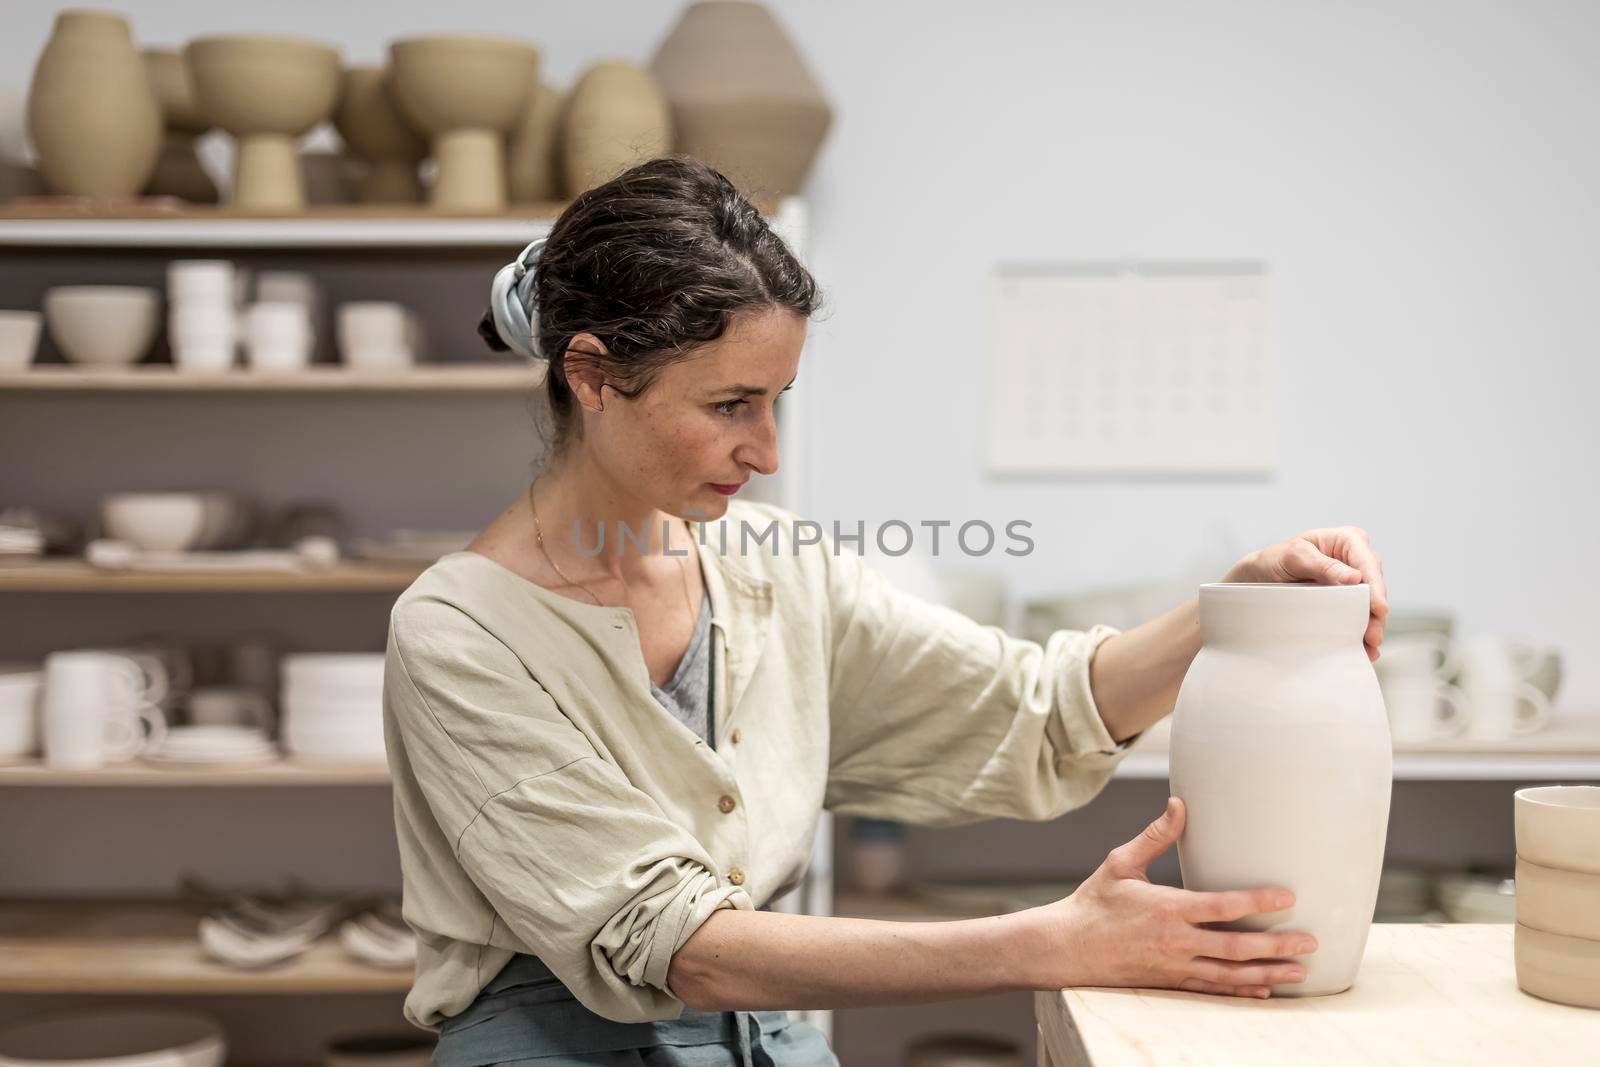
[0,758,390,787]
[0,560,428,592]
[0,363,546,392]
[0,898,411,994]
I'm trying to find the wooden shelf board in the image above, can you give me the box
[0,560,426,592]
[0,364,546,392]
[0,757,390,787]
[0,898,411,994]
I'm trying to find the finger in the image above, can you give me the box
[1106,797,1185,874]
[1189,957,1308,987]
[1288,538,1363,585]
[1193,929,1318,962]
[1181,886,1296,923]
[1177,977,1271,999]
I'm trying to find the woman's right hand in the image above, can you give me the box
[1032,796,1318,998]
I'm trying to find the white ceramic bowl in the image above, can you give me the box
[0,1009,225,1067]
[43,287,160,366]
[1514,856,1600,940]
[0,311,42,371]
[101,493,232,552]
[1516,785,1600,874]
[1515,922,1600,1010]
[1436,870,1516,923]
[0,663,42,758]
[282,654,385,691]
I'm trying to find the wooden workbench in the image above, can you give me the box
[1036,924,1598,1065]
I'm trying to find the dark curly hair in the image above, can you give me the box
[479,155,824,459]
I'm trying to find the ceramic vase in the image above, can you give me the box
[649,0,832,196]
[562,61,671,195]
[141,49,217,202]
[388,36,538,210]
[333,66,426,204]
[506,82,564,203]
[1168,582,1392,997]
[185,35,342,210]
[27,11,162,197]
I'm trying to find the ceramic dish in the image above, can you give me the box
[1514,856,1600,941]
[0,1009,225,1067]
[1516,785,1600,874]
[1515,922,1600,1010]
[43,287,159,366]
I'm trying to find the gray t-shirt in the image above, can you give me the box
[647,577,714,749]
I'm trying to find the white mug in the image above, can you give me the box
[1463,682,1551,740]
[1381,677,1467,743]
[43,651,169,769]
[1373,633,1458,685]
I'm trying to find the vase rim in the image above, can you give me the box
[1201,582,1369,590]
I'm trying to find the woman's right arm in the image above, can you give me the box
[668,797,1317,1008]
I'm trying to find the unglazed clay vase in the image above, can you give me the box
[1169,583,1392,997]
[650,0,832,196]
[388,36,538,210]
[333,66,426,204]
[26,11,162,197]
[562,61,671,195]
[507,82,564,203]
[185,36,341,210]
[141,49,217,203]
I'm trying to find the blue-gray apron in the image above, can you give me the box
[431,944,838,1067]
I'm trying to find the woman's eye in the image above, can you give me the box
[713,399,745,417]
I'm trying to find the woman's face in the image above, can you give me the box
[570,306,807,520]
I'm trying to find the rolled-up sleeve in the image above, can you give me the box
[820,544,1135,826]
[386,597,752,1022]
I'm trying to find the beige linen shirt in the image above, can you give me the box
[383,499,1132,1031]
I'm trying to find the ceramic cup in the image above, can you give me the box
[187,685,273,730]
[245,301,312,371]
[0,662,45,759]
[0,311,42,371]
[1373,633,1458,685]
[43,650,168,769]
[336,301,419,369]
[1380,677,1467,743]
[1457,635,1554,738]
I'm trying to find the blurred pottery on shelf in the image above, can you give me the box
[142,48,218,202]
[506,81,563,202]
[333,66,426,204]
[44,286,159,366]
[388,36,538,210]
[27,10,162,197]
[561,61,671,195]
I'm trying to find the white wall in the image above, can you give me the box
[5,0,1596,707]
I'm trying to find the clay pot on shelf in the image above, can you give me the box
[561,61,671,196]
[506,82,564,204]
[1168,582,1392,997]
[185,35,342,210]
[26,10,162,197]
[649,0,832,196]
[333,66,426,204]
[388,36,538,211]
[141,48,218,203]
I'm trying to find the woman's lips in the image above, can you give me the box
[709,482,743,495]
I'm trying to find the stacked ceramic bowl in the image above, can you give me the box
[245,271,319,372]
[167,260,239,373]
[280,654,386,763]
[1513,785,1600,1009]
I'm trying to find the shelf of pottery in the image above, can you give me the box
[0,3,835,1064]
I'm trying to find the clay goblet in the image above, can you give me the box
[333,66,427,204]
[185,35,341,210]
[141,48,217,202]
[387,36,538,210]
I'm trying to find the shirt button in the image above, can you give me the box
[718,794,736,814]
[731,728,742,744]
[728,867,745,886]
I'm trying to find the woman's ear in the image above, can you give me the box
[562,333,611,413]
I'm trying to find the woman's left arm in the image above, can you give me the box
[1090,526,1391,744]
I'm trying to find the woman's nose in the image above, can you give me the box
[737,414,780,477]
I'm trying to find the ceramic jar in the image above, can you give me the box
[649,0,832,196]
[27,10,162,197]
[561,61,671,195]
[1169,582,1392,997]
[333,66,426,204]
[141,48,217,202]
[506,82,564,203]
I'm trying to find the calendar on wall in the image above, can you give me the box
[985,261,1274,476]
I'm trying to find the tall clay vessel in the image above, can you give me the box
[1169,582,1392,996]
[27,10,162,197]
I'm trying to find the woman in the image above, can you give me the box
[382,157,1389,1066]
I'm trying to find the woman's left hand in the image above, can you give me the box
[1222,526,1389,662]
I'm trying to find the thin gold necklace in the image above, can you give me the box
[527,479,696,634]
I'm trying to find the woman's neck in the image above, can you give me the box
[531,455,692,582]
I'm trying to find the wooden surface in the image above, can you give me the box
[0,364,546,392]
[0,898,412,994]
[0,757,390,787]
[0,560,425,592]
[1036,924,1599,1065]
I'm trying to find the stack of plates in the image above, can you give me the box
[281,654,386,762]
[144,725,278,767]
